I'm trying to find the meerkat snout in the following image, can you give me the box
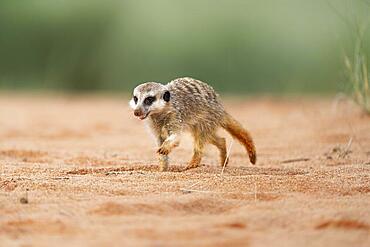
[133,109,143,117]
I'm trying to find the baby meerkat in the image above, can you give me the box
[130,77,256,171]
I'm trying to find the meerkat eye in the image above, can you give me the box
[133,96,138,104]
[144,96,156,105]
[163,91,170,102]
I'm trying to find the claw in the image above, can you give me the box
[157,147,169,155]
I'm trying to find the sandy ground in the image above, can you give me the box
[0,93,369,247]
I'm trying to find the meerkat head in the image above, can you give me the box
[129,82,171,120]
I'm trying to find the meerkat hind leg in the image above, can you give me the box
[210,134,228,167]
[185,135,205,171]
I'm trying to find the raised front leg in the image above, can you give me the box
[157,133,181,156]
[152,116,182,171]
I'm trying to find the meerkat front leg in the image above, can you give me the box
[156,136,169,171]
[157,132,181,156]
[156,124,182,171]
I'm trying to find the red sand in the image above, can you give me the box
[0,94,369,246]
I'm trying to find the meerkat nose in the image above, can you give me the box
[134,109,143,117]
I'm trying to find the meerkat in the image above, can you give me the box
[129,77,256,171]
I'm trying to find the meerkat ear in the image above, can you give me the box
[163,91,170,102]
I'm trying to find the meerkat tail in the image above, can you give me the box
[223,114,257,164]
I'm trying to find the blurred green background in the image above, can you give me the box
[0,0,369,93]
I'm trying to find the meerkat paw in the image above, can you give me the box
[184,160,202,171]
[157,146,170,155]
[184,152,203,171]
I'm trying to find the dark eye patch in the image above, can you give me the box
[144,96,156,105]
[133,96,138,104]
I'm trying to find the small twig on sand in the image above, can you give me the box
[221,139,234,176]
[179,188,281,195]
[324,136,354,160]
[51,177,70,180]
[180,188,217,194]
[187,181,202,189]
[281,158,310,164]
[180,139,234,193]
[338,136,353,158]
[344,136,353,153]
[179,181,203,193]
